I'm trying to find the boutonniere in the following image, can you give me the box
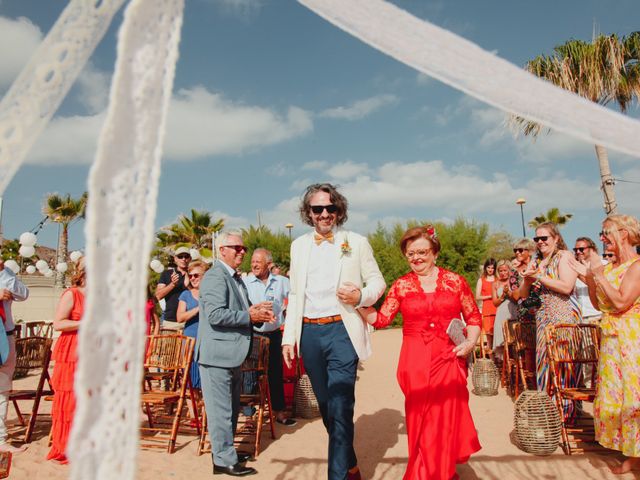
[340,236,352,256]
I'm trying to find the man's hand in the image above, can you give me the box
[249,303,275,324]
[0,289,11,301]
[337,281,361,306]
[170,270,180,286]
[282,344,296,369]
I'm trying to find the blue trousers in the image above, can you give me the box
[300,321,358,480]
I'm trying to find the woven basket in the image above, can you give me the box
[514,390,561,455]
[0,451,11,479]
[294,374,320,419]
[471,358,500,396]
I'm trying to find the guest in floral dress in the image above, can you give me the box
[580,215,640,475]
[519,223,581,418]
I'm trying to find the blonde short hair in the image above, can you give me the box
[604,214,640,246]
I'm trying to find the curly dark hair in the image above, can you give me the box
[299,183,349,227]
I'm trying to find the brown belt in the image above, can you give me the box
[303,315,342,325]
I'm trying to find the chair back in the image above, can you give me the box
[13,337,53,379]
[545,323,600,389]
[241,336,270,374]
[145,334,193,371]
[22,321,54,339]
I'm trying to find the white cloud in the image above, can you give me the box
[327,161,369,180]
[319,94,397,121]
[0,16,43,88]
[164,86,313,160]
[416,73,431,86]
[24,85,314,165]
[200,0,263,16]
[302,160,328,170]
[265,162,287,177]
[76,63,111,114]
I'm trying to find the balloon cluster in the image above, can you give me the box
[16,230,84,275]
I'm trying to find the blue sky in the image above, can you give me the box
[1,0,639,252]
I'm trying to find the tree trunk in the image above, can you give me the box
[595,144,618,215]
[55,223,68,288]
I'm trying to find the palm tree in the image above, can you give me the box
[43,192,87,286]
[528,207,573,229]
[514,32,640,214]
[155,209,224,256]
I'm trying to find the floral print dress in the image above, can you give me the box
[594,258,640,456]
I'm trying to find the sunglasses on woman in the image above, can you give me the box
[573,247,589,254]
[603,253,615,259]
[533,236,549,243]
[513,248,527,254]
[310,204,338,215]
[188,273,202,279]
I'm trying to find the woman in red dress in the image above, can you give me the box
[47,257,85,463]
[361,225,481,480]
[475,258,497,349]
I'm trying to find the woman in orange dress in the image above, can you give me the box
[47,257,85,463]
[476,258,496,349]
[360,225,481,480]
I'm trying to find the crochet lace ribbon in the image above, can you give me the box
[69,1,184,479]
[299,0,640,158]
[0,0,127,194]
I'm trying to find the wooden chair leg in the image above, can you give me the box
[266,380,276,440]
[197,404,207,456]
[11,400,25,426]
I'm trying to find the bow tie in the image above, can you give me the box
[314,231,334,245]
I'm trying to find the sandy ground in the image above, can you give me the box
[6,328,639,479]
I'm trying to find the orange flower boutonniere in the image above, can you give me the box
[341,237,352,256]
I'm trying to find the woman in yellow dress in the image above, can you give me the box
[581,214,640,474]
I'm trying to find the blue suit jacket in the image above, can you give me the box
[196,260,252,368]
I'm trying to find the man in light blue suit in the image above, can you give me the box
[197,231,274,477]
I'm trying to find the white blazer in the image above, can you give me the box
[282,229,386,361]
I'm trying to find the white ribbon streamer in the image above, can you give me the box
[0,0,127,195]
[299,0,640,158]
[70,1,184,478]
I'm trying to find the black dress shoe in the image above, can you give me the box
[276,417,297,426]
[213,463,257,476]
[237,452,252,463]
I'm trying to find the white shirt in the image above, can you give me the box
[0,268,29,331]
[219,261,249,309]
[303,240,340,318]
[575,278,600,318]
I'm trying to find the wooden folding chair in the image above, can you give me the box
[143,333,183,390]
[8,337,54,443]
[501,320,518,396]
[140,335,197,453]
[198,336,276,458]
[545,323,600,455]
[23,321,54,339]
[513,321,537,398]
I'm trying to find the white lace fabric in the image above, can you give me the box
[70,1,184,479]
[299,0,640,158]
[0,0,127,195]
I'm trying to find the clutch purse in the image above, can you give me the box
[446,318,467,346]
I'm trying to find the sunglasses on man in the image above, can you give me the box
[310,204,338,215]
[176,253,191,260]
[222,245,248,254]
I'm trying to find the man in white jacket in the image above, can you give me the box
[282,183,385,480]
[0,255,29,453]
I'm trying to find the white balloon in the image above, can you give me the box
[4,260,19,273]
[154,264,165,273]
[56,262,68,273]
[19,245,36,258]
[25,265,37,274]
[69,251,83,262]
[19,232,37,247]
[35,260,49,271]
[44,269,54,277]
[189,249,201,260]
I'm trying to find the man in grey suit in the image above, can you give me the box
[197,230,274,477]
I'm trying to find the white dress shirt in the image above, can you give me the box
[303,240,340,318]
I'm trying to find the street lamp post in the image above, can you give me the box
[285,223,293,241]
[516,198,526,237]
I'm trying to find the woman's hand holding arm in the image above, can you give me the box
[176,299,198,324]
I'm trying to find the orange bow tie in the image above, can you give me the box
[314,231,334,245]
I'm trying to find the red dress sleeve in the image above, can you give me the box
[372,279,402,329]
[459,275,481,327]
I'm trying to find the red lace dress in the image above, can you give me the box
[373,269,482,480]
[47,287,84,463]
